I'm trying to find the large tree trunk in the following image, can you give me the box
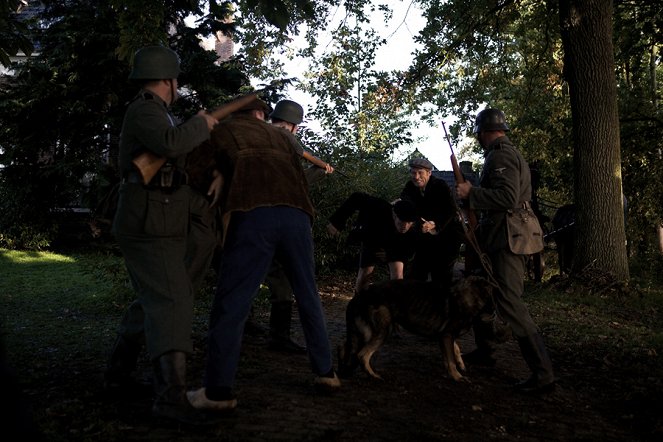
[559,0,629,281]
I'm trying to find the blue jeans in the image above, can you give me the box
[204,206,333,389]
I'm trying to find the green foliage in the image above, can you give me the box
[0,1,132,248]
[527,276,663,372]
[232,0,331,80]
[0,0,35,66]
[0,0,248,250]
[307,147,410,270]
[411,0,573,192]
[407,0,662,271]
[613,1,663,259]
[1,0,660,273]
[0,224,53,250]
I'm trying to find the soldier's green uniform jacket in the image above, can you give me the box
[117,91,209,174]
[468,135,532,253]
[112,90,211,360]
[467,134,539,338]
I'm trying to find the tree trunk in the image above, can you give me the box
[559,0,629,281]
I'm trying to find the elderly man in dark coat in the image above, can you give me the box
[400,158,464,286]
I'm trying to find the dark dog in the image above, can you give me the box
[337,276,493,382]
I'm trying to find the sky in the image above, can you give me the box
[197,2,474,171]
[279,2,458,171]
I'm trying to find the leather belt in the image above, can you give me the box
[122,171,144,185]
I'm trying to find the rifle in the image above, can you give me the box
[295,138,349,179]
[442,121,481,273]
[132,92,260,185]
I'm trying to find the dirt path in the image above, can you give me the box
[31,275,655,441]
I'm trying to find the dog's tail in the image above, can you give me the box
[337,297,362,378]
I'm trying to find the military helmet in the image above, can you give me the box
[473,108,510,133]
[129,45,181,80]
[269,100,304,125]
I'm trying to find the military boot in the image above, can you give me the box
[104,334,150,396]
[514,333,556,394]
[267,301,307,354]
[462,312,499,367]
[152,351,219,425]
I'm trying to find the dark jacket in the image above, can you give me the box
[469,135,532,252]
[400,174,458,236]
[118,90,209,175]
[207,114,314,243]
[328,192,414,248]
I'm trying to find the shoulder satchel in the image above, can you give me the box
[506,203,544,255]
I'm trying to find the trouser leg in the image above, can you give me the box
[276,209,333,376]
[105,300,146,387]
[185,196,217,295]
[515,333,556,393]
[262,260,306,354]
[117,234,194,359]
[204,210,275,390]
[268,301,307,354]
[489,249,554,390]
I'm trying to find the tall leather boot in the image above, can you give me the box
[463,312,499,366]
[152,351,218,425]
[267,301,306,354]
[104,334,148,394]
[515,333,556,394]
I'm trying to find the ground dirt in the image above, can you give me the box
[20,275,661,441]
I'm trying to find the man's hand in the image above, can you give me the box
[198,110,219,131]
[456,181,472,199]
[207,170,223,206]
[421,218,438,235]
[326,223,340,236]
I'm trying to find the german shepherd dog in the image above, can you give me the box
[337,276,493,382]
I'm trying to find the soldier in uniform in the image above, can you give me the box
[187,99,340,413]
[326,193,418,293]
[109,45,218,425]
[456,108,556,394]
[400,158,463,285]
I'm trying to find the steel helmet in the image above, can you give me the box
[269,100,304,125]
[128,45,181,80]
[473,108,510,133]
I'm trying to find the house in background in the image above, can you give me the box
[433,160,478,192]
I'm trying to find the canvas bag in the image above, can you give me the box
[506,202,544,255]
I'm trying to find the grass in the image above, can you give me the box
[1,247,662,439]
[522,251,663,408]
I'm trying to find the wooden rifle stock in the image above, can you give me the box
[132,93,260,184]
[442,121,481,272]
[449,151,478,229]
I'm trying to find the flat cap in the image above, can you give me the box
[408,158,433,170]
